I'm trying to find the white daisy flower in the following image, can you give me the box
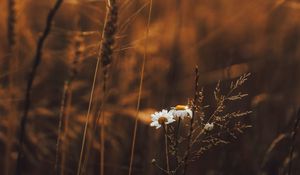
[150,109,175,129]
[169,105,193,119]
[204,123,214,131]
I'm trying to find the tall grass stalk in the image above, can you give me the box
[128,1,153,174]
[15,0,63,174]
[99,1,118,174]
[76,23,105,175]
[59,83,72,175]
[53,31,83,175]
[76,0,118,174]
[7,0,16,47]
[287,108,300,175]
[6,0,17,175]
[182,67,199,175]
[55,82,68,175]
[60,33,83,175]
[55,39,82,172]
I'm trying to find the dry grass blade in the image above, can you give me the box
[119,2,149,35]
[261,133,288,168]
[128,1,153,175]
[99,1,118,175]
[5,0,17,174]
[55,82,68,175]
[288,108,300,175]
[76,0,118,174]
[7,0,16,47]
[183,66,199,175]
[15,0,64,174]
[76,8,109,175]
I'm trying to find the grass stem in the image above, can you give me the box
[15,0,64,174]
[128,1,153,174]
[183,66,199,175]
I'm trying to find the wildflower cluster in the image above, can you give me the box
[150,68,251,175]
[150,105,192,129]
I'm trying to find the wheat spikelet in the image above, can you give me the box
[5,1,17,175]
[99,1,118,174]
[76,1,118,175]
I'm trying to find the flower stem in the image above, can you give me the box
[163,124,170,174]
[183,66,199,175]
[174,117,181,166]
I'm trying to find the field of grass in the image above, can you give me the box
[0,0,300,174]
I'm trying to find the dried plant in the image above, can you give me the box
[76,0,118,175]
[55,33,83,175]
[15,0,64,174]
[7,0,16,48]
[260,108,300,175]
[5,0,17,175]
[150,68,251,175]
[287,108,300,175]
[99,1,118,174]
[128,0,153,175]
[2,0,300,174]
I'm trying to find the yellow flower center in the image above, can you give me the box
[158,116,168,125]
[175,105,188,110]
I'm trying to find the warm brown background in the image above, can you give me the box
[0,0,300,174]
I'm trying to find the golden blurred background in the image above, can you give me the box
[0,0,300,174]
